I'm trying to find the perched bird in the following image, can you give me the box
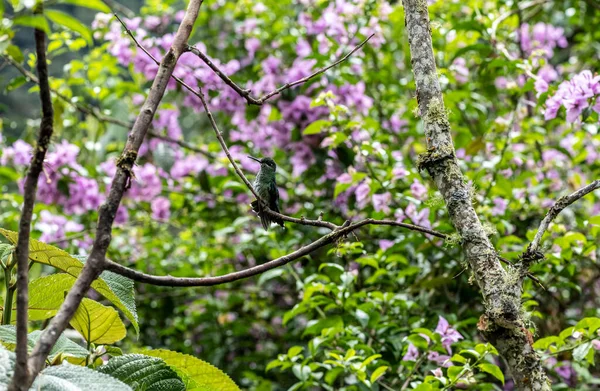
[248,156,284,230]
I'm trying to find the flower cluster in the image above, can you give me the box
[542,70,600,122]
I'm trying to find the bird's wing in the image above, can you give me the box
[269,183,284,227]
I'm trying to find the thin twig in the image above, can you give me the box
[9,11,56,390]
[524,180,600,260]
[185,34,374,105]
[489,0,552,44]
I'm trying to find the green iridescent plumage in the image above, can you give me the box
[248,156,284,230]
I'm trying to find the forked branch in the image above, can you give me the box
[185,34,374,105]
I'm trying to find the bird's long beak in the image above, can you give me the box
[247,155,261,163]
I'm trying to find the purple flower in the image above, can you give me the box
[402,343,419,361]
[1,140,32,166]
[592,340,600,350]
[428,351,452,367]
[372,192,391,214]
[354,181,371,209]
[410,180,428,200]
[130,163,163,201]
[491,197,508,216]
[431,367,443,377]
[450,57,469,84]
[151,197,171,220]
[379,239,394,251]
[405,204,430,228]
[434,316,463,354]
[36,211,84,243]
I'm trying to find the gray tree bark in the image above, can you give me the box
[402,1,551,389]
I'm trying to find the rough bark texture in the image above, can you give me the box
[402,1,551,389]
[8,24,55,391]
[20,0,205,387]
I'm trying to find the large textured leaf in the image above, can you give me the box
[45,9,92,44]
[33,363,132,390]
[0,326,88,362]
[143,349,241,391]
[29,330,89,361]
[0,345,15,386]
[16,274,74,321]
[70,298,126,345]
[0,230,139,333]
[97,354,185,391]
[96,269,138,334]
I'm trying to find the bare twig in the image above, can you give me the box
[523,180,600,266]
[24,1,205,386]
[489,0,552,43]
[104,218,447,286]
[185,34,374,105]
[9,15,55,391]
[3,55,212,158]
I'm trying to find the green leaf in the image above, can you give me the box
[370,366,388,383]
[302,119,331,135]
[0,325,87,362]
[13,15,51,34]
[97,269,139,334]
[29,330,89,362]
[97,354,185,391]
[533,336,561,350]
[45,10,92,45]
[6,45,23,63]
[59,0,111,12]
[33,362,132,390]
[0,231,138,333]
[70,298,127,345]
[287,346,303,358]
[21,274,73,321]
[257,268,285,286]
[0,345,16,385]
[478,363,504,385]
[142,349,241,391]
[302,316,344,337]
[573,341,593,362]
[447,365,463,382]
[575,317,600,335]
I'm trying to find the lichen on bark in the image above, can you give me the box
[402,0,551,389]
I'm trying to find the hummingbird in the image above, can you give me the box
[248,156,284,230]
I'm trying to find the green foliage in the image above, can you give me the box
[97,354,185,391]
[142,349,242,391]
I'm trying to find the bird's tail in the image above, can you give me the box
[251,200,271,230]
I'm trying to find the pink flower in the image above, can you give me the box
[435,316,463,354]
[379,240,394,251]
[355,181,371,209]
[428,351,452,367]
[402,344,419,361]
[151,197,171,220]
[410,180,428,200]
[372,192,391,214]
[491,197,508,216]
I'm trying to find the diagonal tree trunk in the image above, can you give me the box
[402,1,551,389]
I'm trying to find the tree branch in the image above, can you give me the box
[23,1,205,386]
[8,18,56,391]
[402,1,550,388]
[523,180,600,267]
[104,218,447,286]
[185,34,374,105]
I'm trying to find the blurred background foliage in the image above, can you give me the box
[1,0,600,389]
